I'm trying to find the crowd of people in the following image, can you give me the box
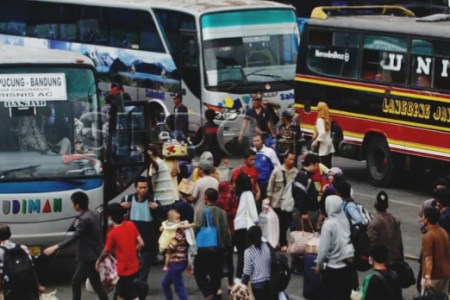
[1,96,450,300]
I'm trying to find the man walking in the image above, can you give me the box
[267,152,298,251]
[186,160,219,216]
[420,207,450,295]
[44,191,109,300]
[367,191,404,267]
[251,133,280,204]
[194,188,231,300]
[231,149,261,201]
[121,176,159,296]
[293,153,321,227]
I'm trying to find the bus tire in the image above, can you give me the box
[366,136,395,187]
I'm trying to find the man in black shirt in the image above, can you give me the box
[173,92,189,139]
[193,109,222,167]
[238,93,275,146]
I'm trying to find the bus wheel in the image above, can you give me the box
[366,136,394,187]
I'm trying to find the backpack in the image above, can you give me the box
[280,171,295,212]
[268,243,291,292]
[1,245,38,299]
[343,202,372,271]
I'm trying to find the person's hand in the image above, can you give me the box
[95,260,101,271]
[121,202,131,209]
[424,278,432,288]
[43,245,58,256]
[238,135,243,143]
[149,202,158,209]
[255,193,261,201]
[313,266,320,274]
[301,214,310,221]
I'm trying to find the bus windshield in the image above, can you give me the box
[202,9,299,91]
[0,67,101,180]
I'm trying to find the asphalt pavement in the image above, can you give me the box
[39,156,430,299]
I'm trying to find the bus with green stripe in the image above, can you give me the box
[295,6,450,186]
[0,0,299,149]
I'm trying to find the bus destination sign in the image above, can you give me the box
[0,73,67,105]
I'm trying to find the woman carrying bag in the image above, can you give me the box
[234,173,259,279]
[311,102,335,168]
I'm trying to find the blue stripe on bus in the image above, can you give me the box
[0,178,103,194]
[201,10,296,28]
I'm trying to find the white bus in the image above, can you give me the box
[0,0,299,149]
[0,45,101,256]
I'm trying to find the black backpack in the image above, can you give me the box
[268,243,291,292]
[1,245,38,299]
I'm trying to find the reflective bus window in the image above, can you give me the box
[307,30,359,79]
[362,35,407,84]
[154,10,196,66]
[412,39,450,91]
[79,6,109,45]
[111,8,164,52]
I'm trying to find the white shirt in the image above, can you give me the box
[192,175,219,214]
[234,191,259,230]
[315,118,335,156]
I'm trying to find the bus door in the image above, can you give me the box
[103,100,153,203]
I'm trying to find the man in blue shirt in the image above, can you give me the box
[251,133,280,211]
[121,176,159,293]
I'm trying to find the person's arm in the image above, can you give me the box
[147,151,159,172]
[136,235,144,251]
[44,215,88,256]
[367,220,380,246]
[269,149,281,168]
[292,178,309,219]
[238,118,250,143]
[422,234,433,288]
[241,249,254,285]
[266,169,277,201]
[312,118,325,149]
[316,223,331,270]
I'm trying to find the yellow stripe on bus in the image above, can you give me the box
[296,76,385,94]
[294,104,450,133]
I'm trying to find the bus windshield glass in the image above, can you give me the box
[201,9,299,90]
[0,67,101,180]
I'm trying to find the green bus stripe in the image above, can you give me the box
[202,10,296,28]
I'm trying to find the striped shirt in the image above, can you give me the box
[242,243,271,284]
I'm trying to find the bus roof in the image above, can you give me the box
[307,13,450,39]
[0,44,94,66]
[34,0,293,15]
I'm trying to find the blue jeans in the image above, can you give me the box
[162,262,188,300]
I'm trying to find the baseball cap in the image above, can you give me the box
[198,159,213,171]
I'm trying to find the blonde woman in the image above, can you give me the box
[311,102,335,168]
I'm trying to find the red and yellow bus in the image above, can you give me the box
[295,6,450,186]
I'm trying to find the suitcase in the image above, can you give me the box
[303,253,320,299]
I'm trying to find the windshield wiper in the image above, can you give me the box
[0,165,40,179]
[251,73,294,86]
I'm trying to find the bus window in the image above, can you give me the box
[79,6,109,45]
[154,10,196,65]
[362,35,407,84]
[307,30,359,78]
[111,8,164,52]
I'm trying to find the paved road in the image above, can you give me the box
[38,156,429,299]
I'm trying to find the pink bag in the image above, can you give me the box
[287,220,315,255]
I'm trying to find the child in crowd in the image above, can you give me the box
[159,208,194,272]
